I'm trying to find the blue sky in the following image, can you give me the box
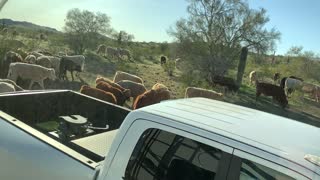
[1,0,319,55]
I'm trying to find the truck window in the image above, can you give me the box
[124,128,229,180]
[239,158,294,180]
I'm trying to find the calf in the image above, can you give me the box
[0,82,15,93]
[95,76,127,92]
[80,85,117,104]
[113,71,143,84]
[59,57,82,81]
[285,78,303,96]
[0,79,24,91]
[7,63,56,89]
[256,82,288,108]
[96,81,130,106]
[133,86,170,110]
[117,80,147,100]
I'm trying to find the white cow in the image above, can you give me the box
[249,71,257,85]
[7,63,56,89]
[284,78,303,96]
[0,82,15,93]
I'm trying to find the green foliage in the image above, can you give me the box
[114,30,134,47]
[169,0,281,83]
[64,8,112,54]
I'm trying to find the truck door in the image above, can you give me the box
[101,119,234,180]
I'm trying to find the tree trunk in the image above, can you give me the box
[236,47,248,87]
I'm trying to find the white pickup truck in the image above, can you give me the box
[0,90,319,180]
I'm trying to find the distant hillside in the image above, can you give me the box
[0,18,58,32]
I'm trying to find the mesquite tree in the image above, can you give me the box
[169,0,280,84]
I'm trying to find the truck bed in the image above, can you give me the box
[0,90,130,163]
[71,130,118,157]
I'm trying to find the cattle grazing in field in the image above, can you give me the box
[175,58,182,70]
[280,76,303,89]
[63,55,85,72]
[289,76,303,82]
[1,28,8,34]
[211,75,239,92]
[256,82,288,108]
[1,51,24,78]
[97,44,107,55]
[273,73,281,84]
[113,71,143,84]
[28,51,45,58]
[118,48,132,60]
[24,55,37,64]
[249,71,257,85]
[302,83,320,102]
[313,86,320,102]
[4,51,23,63]
[7,63,56,89]
[160,56,167,65]
[280,77,287,89]
[284,77,304,96]
[117,80,147,100]
[80,85,117,104]
[48,56,61,76]
[39,34,47,41]
[152,83,168,91]
[133,84,171,110]
[0,79,24,91]
[59,55,84,81]
[96,81,131,106]
[106,47,119,59]
[38,51,52,56]
[36,56,52,68]
[16,48,28,59]
[0,82,15,93]
[95,76,127,92]
[185,87,223,100]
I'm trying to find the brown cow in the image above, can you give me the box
[95,76,127,92]
[80,85,117,104]
[256,82,288,108]
[96,81,131,106]
[133,85,170,110]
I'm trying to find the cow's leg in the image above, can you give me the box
[65,71,69,81]
[39,80,44,89]
[28,80,34,90]
[71,71,74,81]
[255,92,261,102]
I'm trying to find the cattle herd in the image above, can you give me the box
[0,50,85,91]
[79,70,226,110]
[250,70,320,108]
[0,47,319,110]
[97,44,132,61]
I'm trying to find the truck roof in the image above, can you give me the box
[139,98,320,175]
